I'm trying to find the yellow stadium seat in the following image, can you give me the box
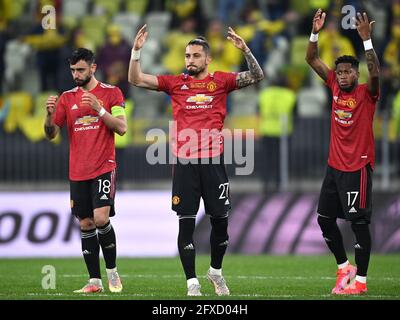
[94,0,122,17]
[81,16,108,49]
[125,0,148,15]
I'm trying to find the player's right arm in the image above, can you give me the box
[305,9,330,81]
[44,95,60,140]
[128,24,159,90]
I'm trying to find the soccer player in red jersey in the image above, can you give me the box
[306,9,380,294]
[44,48,127,293]
[128,25,264,296]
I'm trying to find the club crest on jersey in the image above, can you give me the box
[207,81,217,92]
[172,196,180,205]
[75,115,99,126]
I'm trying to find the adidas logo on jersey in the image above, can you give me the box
[225,199,230,205]
[71,104,78,110]
[354,243,363,249]
[100,194,108,200]
[349,207,357,213]
[82,250,91,255]
[183,243,194,250]
[180,84,189,90]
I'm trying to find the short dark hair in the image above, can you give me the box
[187,36,210,55]
[68,48,95,65]
[334,55,359,70]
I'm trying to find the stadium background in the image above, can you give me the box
[0,0,400,299]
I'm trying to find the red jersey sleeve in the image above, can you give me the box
[325,69,336,90]
[110,87,125,108]
[157,75,176,95]
[54,94,66,128]
[216,71,238,93]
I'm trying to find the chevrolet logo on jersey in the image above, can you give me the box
[75,115,99,126]
[186,94,214,104]
[334,109,352,119]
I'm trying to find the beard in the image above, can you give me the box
[340,82,356,92]
[74,74,92,87]
[187,65,205,76]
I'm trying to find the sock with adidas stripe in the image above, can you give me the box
[210,216,229,270]
[81,228,101,279]
[97,220,117,269]
[177,215,196,280]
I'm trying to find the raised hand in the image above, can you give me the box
[312,8,326,33]
[81,92,101,112]
[353,12,374,41]
[133,24,148,50]
[46,95,58,116]
[227,27,249,52]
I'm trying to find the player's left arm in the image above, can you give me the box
[354,12,380,96]
[227,27,264,88]
[81,92,127,136]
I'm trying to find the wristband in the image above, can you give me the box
[363,39,373,51]
[98,107,106,117]
[131,49,141,60]
[309,32,319,42]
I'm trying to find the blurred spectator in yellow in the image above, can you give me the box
[382,17,400,110]
[165,0,205,33]
[206,19,241,72]
[318,18,355,68]
[0,0,12,30]
[22,0,66,91]
[258,72,296,191]
[235,6,286,71]
[162,17,197,74]
[97,24,131,98]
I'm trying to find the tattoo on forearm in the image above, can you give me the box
[365,49,379,75]
[236,51,264,88]
[44,125,55,137]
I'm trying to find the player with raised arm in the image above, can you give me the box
[306,9,380,294]
[128,25,264,296]
[45,48,127,293]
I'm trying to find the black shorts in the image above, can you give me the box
[70,170,117,219]
[172,156,231,217]
[317,164,372,223]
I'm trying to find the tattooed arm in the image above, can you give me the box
[44,95,60,140]
[226,27,264,88]
[354,12,380,96]
[305,9,330,81]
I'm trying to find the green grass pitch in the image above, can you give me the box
[1,255,399,300]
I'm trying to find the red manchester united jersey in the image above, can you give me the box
[54,82,125,181]
[325,70,379,171]
[157,72,238,158]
